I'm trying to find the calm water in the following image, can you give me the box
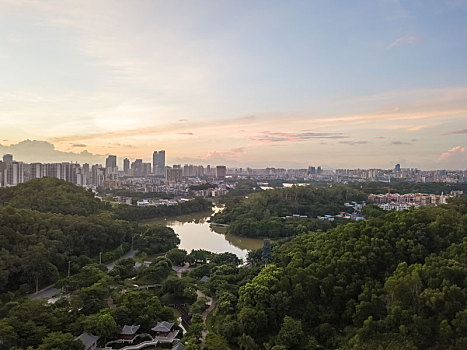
[141,210,263,261]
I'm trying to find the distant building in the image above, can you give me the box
[2,154,13,163]
[4,161,24,186]
[106,155,117,169]
[153,150,166,176]
[151,321,174,337]
[119,325,141,343]
[105,155,118,179]
[216,165,226,179]
[123,158,130,175]
[76,332,100,350]
[131,159,144,177]
[165,166,182,182]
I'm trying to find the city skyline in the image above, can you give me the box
[1,1,466,169]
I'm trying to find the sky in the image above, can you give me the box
[0,0,466,169]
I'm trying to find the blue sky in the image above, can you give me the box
[0,0,466,169]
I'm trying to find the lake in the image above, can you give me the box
[141,210,264,261]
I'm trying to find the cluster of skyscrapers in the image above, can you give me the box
[0,151,166,188]
[0,150,230,188]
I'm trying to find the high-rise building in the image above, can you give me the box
[0,160,4,187]
[216,165,227,179]
[91,164,105,187]
[165,166,182,182]
[131,159,144,177]
[3,154,13,164]
[30,163,44,179]
[106,155,117,169]
[2,154,13,164]
[105,155,118,179]
[395,163,401,172]
[143,163,152,176]
[153,150,166,176]
[123,158,130,175]
[4,161,24,186]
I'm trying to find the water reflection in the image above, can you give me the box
[141,210,263,261]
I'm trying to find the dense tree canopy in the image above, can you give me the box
[213,185,366,237]
[0,177,109,216]
[112,197,211,221]
[208,199,467,349]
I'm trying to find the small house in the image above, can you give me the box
[76,332,100,350]
[119,324,141,343]
[151,321,174,337]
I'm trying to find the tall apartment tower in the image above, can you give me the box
[2,154,13,164]
[0,160,4,187]
[216,165,227,179]
[105,155,118,179]
[123,158,130,175]
[153,150,166,176]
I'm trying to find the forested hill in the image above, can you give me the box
[0,178,180,294]
[0,177,109,216]
[207,198,467,349]
[212,185,367,237]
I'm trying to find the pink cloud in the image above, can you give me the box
[387,35,419,49]
[249,131,347,144]
[436,129,467,136]
[438,146,465,161]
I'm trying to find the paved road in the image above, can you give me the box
[172,263,190,278]
[30,285,59,301]
[174,264,217,348]
[29,249,139,300]
[106,249,138,270]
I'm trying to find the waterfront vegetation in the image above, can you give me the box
[0,178,466,349]
[212,185,367,238]
[112,197,211,221]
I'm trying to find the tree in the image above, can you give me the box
[135,226,180,254]
[167,248,188,266]
[204,333,229,350]
[37,332,84,350]
[95,313,118,343]
[275,316,304,349]
[238,333,256,350]
[261,239,272,266]
[0,320,17,350]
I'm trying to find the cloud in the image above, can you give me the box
[177,132,194,135]
[436,128,467,136]
[438,146,465,161]
[339,141,368,145]
[387,35,419,49]
[72,143,87,147]
[0,140,104,164]
[249,131,347,144]
[391,140,412,145]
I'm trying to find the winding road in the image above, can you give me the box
[29,249,139,300]
[172,264,217,347]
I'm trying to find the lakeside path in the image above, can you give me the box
[29,249,139,300]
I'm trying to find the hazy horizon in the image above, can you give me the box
[1,1,466,169]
